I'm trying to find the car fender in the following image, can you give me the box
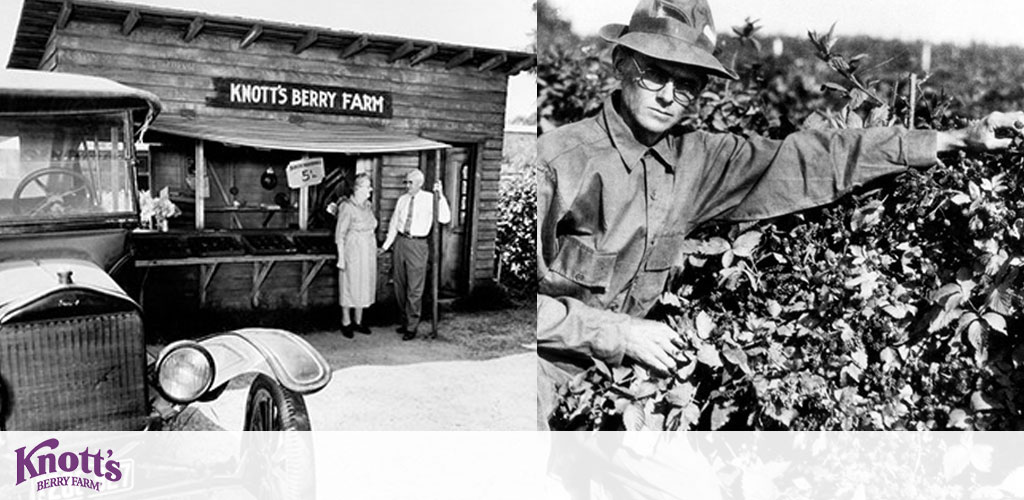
[199,328,331,395]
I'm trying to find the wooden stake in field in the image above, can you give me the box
[909,73,918,129]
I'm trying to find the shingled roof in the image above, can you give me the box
[8,0,536,75]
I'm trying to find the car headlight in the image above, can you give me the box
[156,341,215,404]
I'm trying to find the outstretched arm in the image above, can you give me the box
[937,111,1024,152]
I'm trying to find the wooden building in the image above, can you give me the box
[7,0,534,327]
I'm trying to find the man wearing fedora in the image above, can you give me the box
[537,0,1024,429]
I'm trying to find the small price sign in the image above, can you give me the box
[286,157,325,189]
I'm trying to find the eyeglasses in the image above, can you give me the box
[629,57,703,105]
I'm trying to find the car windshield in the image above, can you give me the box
[0,112,135,225]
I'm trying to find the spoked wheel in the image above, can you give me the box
[12,168,98,216]
[240,374,315,500]
[243,373,311,431]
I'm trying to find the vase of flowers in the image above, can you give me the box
[139,187,181,232]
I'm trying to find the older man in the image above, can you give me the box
[382,169,451,341]
[537,0,1024,429]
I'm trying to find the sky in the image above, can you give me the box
[549,0,1024,48]
[0,0,536,121]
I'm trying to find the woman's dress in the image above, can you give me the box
[335,199,378,307]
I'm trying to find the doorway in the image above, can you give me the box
[423,144,477,298]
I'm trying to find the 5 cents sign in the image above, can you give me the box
[208,78,392,118]
[286,157,325,189]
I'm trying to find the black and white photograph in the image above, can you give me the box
[538,0,1024,432]
[0,0,537,433]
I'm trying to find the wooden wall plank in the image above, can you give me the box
[57,23,507,89]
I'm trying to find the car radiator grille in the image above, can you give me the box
[0,312,148,430]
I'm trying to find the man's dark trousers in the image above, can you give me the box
[393,234,428,334]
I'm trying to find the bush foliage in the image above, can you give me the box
[497,167,537,295]
[543,19,1024,430]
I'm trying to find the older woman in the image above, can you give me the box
[335,173,377,337]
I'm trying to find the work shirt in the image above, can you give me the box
[537,92,938,380]
[384,189,452,247]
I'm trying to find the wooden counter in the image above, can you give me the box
[136,253,335,308]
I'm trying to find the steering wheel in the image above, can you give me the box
[12,168,99,216]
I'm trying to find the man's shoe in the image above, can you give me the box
[402,330,417,341]
[396,326,409,335]
[341,324,354,339]
[355,323,372,335]
[425,331,438,340]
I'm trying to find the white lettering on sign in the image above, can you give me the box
[289,89,340,109]
[338,92,385,114]
[215,79,390,117]
[229,82,289,106]
[286,157,326,189]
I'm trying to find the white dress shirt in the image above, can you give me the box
[383,189,452,249]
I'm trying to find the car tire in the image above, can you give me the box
[241,374,315,500]
[243,373,311,431]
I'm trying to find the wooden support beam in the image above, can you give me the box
[240,24,263,49]
[121,9,141,36]
[184,17,204,43]
[430,149,441,338]
[477,53,507,72]
[445,48,474,69]
[194,140,205,230]
[206,164,244,229]
[388,41,415,63]
[339,35,369,59]
[294,30,318,54]
[252,261,275,307]
[199,263,220,307]
[506,55,537,75]
[300,259,327,307]
[56,1,73,30]
[410,44,438,67]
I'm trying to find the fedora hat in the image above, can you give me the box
[600,0,738,80]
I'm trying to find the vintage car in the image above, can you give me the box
[0,69,331,431]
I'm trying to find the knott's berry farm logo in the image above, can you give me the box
[15,438,123,495]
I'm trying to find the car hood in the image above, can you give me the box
[0,258,135,324]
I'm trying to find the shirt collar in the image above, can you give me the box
[601,91,676,173]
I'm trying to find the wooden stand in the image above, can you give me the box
[136,254,335,308]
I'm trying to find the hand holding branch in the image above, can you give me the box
[623,318,686,375]
[938,111,1024,152]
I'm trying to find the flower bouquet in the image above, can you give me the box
[139,186,181,231]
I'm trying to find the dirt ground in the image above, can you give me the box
[172,304,538,431]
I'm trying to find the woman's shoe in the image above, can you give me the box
[355,323,372,335]
[341,323,354,338]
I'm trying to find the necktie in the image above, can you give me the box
[403,194,415,235]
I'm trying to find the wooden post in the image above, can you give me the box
[431,149,441,337]
[909,73,917,130]
[299,154,309,230]
[299,186,309,230]
[195,140,205,230]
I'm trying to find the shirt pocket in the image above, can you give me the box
[623,234,687,315]
[549,236,617,291]
[643,233,687,271]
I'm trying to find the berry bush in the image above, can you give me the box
[543,20,1024,430]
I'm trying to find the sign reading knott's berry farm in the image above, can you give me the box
[208,78,393,118]
[15,438,127,494]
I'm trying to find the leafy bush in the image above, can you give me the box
[544,22,1024,430]
[496,166,537,296]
